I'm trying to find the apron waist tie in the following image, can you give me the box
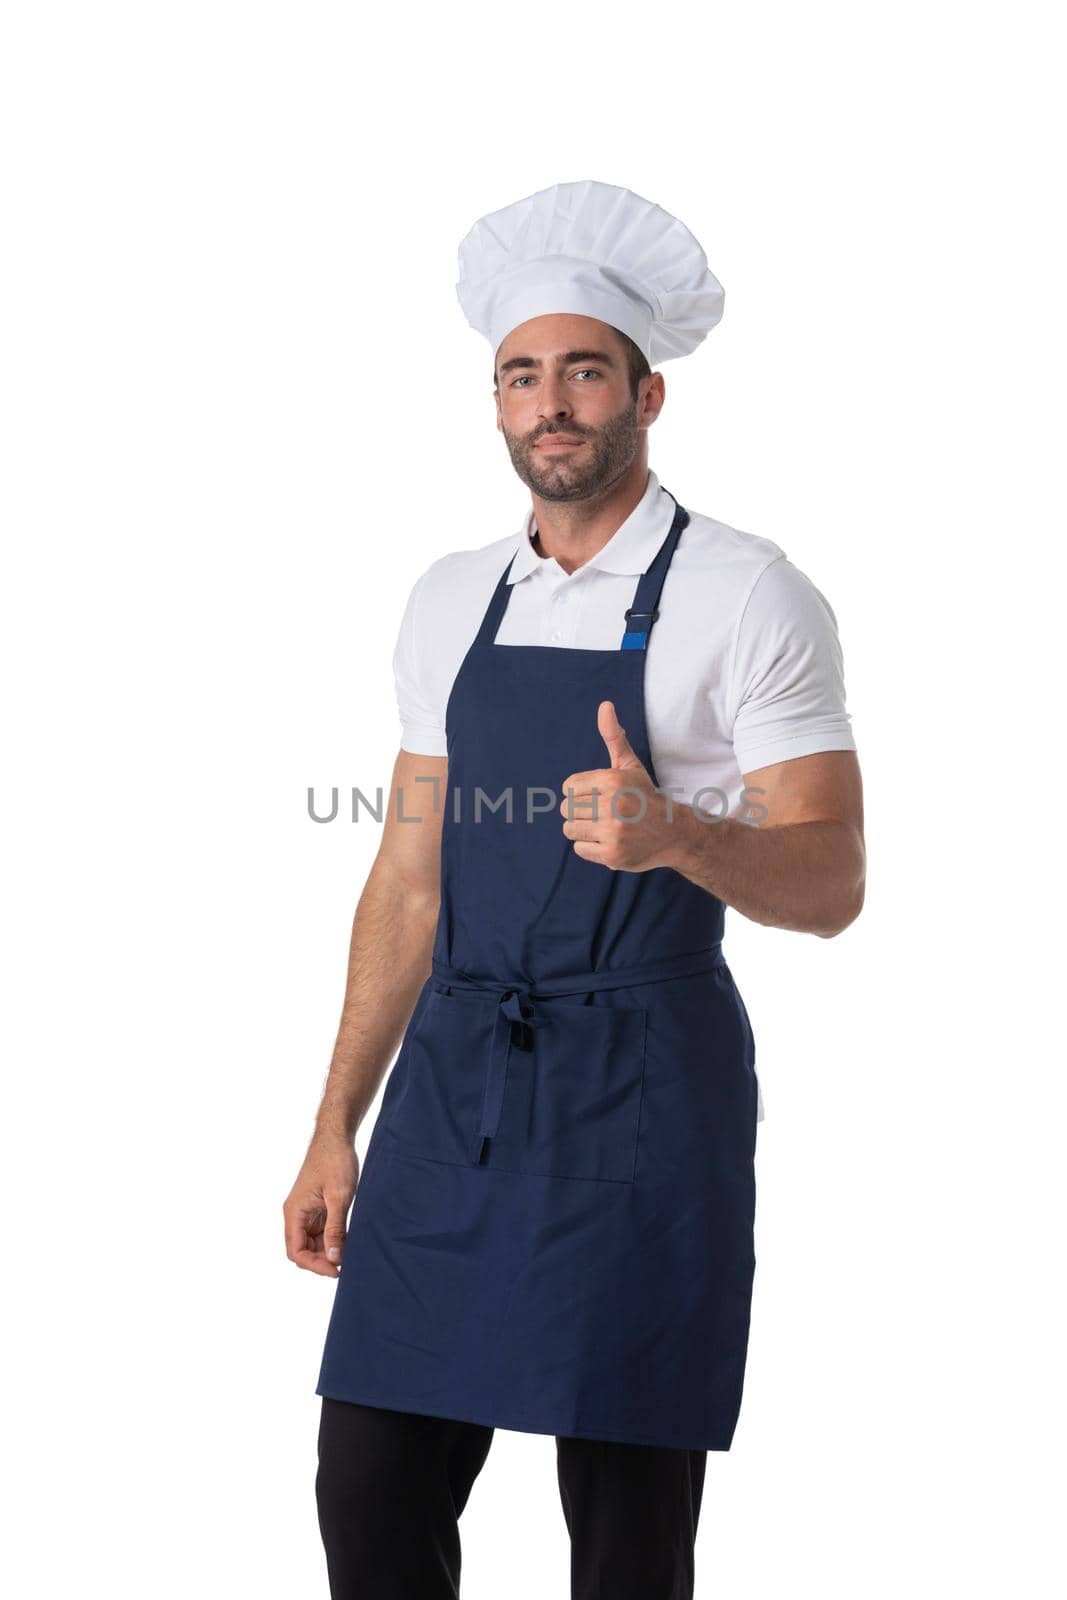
[429,944,726,1165]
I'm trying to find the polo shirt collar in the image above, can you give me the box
[507,468,675,584]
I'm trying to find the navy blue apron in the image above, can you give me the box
[316,493,759,1450]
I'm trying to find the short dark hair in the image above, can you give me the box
[619,331,652,400]
[493,327,652,401]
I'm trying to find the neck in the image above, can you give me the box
[529,457,650,576]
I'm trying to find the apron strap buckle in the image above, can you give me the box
[621,606,660,651]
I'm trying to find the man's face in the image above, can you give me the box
[494,314,651,503]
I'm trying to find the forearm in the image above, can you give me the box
[664,807,865,937]
[314,861,440,1143]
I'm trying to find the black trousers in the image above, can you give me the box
[316,1396,707,1599]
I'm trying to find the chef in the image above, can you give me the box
[284,179,865,1600]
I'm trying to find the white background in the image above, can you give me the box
[2,3,1064,1596]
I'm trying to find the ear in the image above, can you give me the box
[638,370,666,429]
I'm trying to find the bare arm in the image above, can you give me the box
[561,704,865,940]
[284,746,447,1276]
[315,749,447,1140]
[667,749,866,937]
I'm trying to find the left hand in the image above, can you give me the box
[559,700,689,872]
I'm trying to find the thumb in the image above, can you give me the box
[324,1191,351,1263]
[598,700,645,772]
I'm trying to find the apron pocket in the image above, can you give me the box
[383,988,648,1184]
[384,986,499,1167]
[500,999,648,1184]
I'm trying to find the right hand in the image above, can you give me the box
[283,1134,359,1277]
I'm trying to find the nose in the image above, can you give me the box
[536,370,573,424]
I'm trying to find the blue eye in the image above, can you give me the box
[510,369,602,388]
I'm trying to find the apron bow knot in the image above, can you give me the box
[472,989,547,1160]
[499,987,547,1031]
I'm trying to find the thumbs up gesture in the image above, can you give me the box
[559,700,680,872]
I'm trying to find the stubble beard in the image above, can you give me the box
[503,398,639,504]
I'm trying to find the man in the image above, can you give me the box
[284,179,865,1599]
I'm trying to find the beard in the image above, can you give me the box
[502,397,639,503]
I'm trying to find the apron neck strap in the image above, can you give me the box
[473,492,690,652]
[621,492,690,651]
[473,552,519,648]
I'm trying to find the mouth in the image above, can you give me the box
[536,437,585,451]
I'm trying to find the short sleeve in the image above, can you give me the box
[729,555,857,774]
[391,567,448,756]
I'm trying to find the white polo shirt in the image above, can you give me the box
[392,468,857,819]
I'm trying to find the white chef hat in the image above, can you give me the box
[455,179,724,366]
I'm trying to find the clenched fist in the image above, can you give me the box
[559,700,693,873]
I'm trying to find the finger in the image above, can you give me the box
[292,1247,341,1279]
[562,817,603,843]
[284,1202,341,1277]
[559,769,611,797]
[323,1189,353,1264]
[284,1197,325,1262]
[598,700,644,771]
[571,840,614,867]
[560,786,611,821]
